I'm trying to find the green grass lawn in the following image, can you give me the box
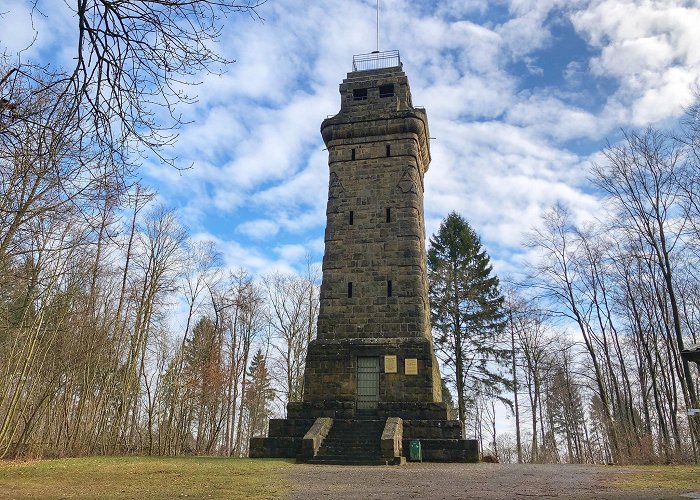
[0,456,294,500]
[611,465,700,492]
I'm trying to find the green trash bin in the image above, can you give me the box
[409,440,422,462]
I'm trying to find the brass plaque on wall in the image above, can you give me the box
[404,358,418,375]
[384,355,397,373]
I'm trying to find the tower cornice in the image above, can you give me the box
[321,110,431,172]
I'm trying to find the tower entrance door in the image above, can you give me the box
[356,357,380,410]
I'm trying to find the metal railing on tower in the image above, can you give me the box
[352,50,401,72]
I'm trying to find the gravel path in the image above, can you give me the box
[286,463,697,499]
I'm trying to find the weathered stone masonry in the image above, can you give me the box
[303,64,442,406]
[249,54,478,463]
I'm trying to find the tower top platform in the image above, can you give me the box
[352,50,401,72]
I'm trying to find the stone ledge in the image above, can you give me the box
[287,400,355,419]
[300,417,333,462]
[402,419,463,439]
[401,438,479,463]
[381,417,403,462]
[249,436,302,458]
[268,418,316,438]
[377,402,448,420]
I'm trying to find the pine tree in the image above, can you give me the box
[427,212,508,434]
[243,349,274,441]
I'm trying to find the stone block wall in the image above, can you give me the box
[317,66,432,345]
[301,337,442,405]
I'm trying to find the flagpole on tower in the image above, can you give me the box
[376,0,379,52]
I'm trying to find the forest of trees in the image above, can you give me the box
[473,114,700,465]
[0,0,293,458]
[2,0,700,465]
[0,179,319,457]
[3,113,700,463]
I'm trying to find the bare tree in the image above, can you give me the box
[1,1,266,166]
[592,129,698,457]
[263,268,319,404]
[526,205,622,461]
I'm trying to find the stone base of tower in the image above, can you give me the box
[249,336,478,462]
[249,407,478,463]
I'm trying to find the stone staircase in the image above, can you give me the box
[307,419,385,465]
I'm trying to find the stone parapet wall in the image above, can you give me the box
[249,436,301,459]
[402,419,463,439]
[403,438,479,462]
[376,402,449,420]
[287,400,355,419]
[267,418,316,438]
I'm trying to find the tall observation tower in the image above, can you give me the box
[250,51,477,464]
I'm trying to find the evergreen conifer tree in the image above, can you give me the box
[427,212,508,434]
[244,349,274,439]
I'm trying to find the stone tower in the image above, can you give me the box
[250,52,477,463]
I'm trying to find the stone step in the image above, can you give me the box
[324,432,381,439]
[328,426,383,432]
[322,438,379,444]
[327,421,381,428]
[310,418,387,465]
[307,455,385,466]
[326,429,383,436]
[329,419,384,427]
[317,446,382,456]
[323,439,379,444]
[317,450,381,457]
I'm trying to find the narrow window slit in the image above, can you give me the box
[348,282,353,298]
[387,280,393,297]
[351,148,356,160]
[386,144,391,157]
[386,208,391,223]
[349,211,354,225]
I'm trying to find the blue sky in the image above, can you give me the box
[2,0,700,279]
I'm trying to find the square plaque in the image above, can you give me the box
[384,355,397,373]
[404,358,418,375]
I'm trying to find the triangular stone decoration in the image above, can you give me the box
[397,166,418,194]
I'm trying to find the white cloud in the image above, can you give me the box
[273,243,310,263]
[4,0,699,281]
[572,0,700,125]
[435,0,494,17]
[505,94,602,141]
[194,232,296,276]
[248,143,328,212]
[631,66,697,124]
[423,116,599,255]
[0,1,72,61]
[237,219,280,240]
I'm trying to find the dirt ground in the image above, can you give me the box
[286,463,700,499]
